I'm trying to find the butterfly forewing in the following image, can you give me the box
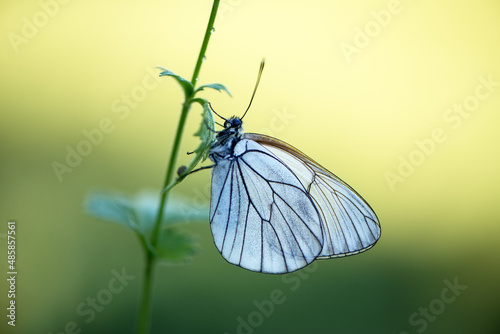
[210,139,324,274]
[244,133,381,259]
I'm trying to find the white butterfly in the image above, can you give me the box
[207,61,380,274]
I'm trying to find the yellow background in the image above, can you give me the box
[1,0,499,333]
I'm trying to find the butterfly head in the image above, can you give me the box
[223,116,243,131]
[217,116,244,141]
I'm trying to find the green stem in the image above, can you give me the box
[137,1,220,333]
[151,0,220,249]
[137,253,153,334]
[150,100,191,247]
[191,0,220,85]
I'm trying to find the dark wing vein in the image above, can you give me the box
[210,160,233,223]
[313,179,349,251]
[221,163,235,251]
[271,196,308,266]
[239,157,323,247]
[228,165,243,258]
[334,188,376,241]
[271,189,323,247]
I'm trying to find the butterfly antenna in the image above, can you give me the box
[241,59,265,120]
[208,103,228,122]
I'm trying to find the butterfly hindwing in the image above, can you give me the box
[244,133,381,259]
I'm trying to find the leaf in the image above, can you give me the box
[157,67,194,98]
[85,191,138,231]
[85,190,208,237]
[195,83,232,96]
[162,195,209,225]
[156,228,200,264]
[191,98,216,162]
[85,190,203,263]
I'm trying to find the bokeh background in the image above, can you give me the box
[1,0,500,333]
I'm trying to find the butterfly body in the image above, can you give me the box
[208,116,381,274]
[209,117,244,162]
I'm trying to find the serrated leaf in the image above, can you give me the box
[157,67,194,98]
[156,228,199,264]
[192,98,216,161]
[186,101,214,167]
[195,83,232,96]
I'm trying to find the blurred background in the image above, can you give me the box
[1,0,500,333]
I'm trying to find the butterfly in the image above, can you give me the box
[207,60,380,274]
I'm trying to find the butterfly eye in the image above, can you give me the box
[233,118,242,127]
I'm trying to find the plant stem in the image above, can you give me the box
[150,100,191,248]
[151,0,220,249]
[137,253,153,334]
[137,1,221,333]
[191,0,220,85]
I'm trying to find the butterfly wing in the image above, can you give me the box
[209,139,324,274]
[244,133,381,259]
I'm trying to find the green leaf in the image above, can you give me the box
[85,191,138,231]
[195,83,232,96]
[163,196,209,224]
[85,190,208,237]
[157,67,194,98]
[191,98,216,162]
[85,190,154,252]
[85,190,203,263]
[156,228,200,264]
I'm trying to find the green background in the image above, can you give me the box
[1,0,499,333]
